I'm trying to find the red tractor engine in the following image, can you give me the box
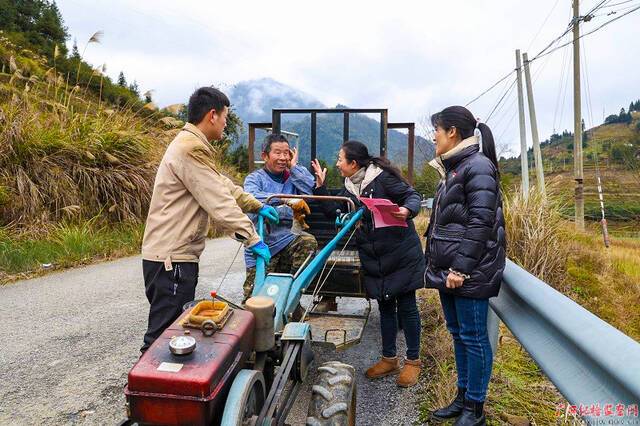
[125,301,255,425]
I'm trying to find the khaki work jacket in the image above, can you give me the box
[142,123,262,268]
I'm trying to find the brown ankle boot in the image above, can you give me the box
[365,356,400,379]
[397,358,422,387]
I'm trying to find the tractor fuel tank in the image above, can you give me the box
[125,306,255,425]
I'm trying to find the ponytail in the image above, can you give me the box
[477,122,500,174]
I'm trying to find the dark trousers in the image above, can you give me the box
[141,260,198,352]
[439,291,493,402]
[378,290,421,360]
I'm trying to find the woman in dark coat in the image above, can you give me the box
[425,106,506,426]
[311,140,425,388]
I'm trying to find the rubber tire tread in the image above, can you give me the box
[306,361,356,426]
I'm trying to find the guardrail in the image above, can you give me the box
[421,197,433,212]
[488,260,640,423]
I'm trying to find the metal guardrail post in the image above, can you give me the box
[421,197,434,214]
[490,260,640,423]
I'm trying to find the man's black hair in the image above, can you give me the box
[262,133,289,153]
[187,87,230,124]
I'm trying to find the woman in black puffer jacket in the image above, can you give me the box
[311,141,425,388]
[425,106,506,426]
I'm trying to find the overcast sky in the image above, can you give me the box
[56,0,638,156]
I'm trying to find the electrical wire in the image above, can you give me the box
[552,45,570,132]
[533,4,640,62]
[486,76,518,123]
[581,38,596,128]
[527,0,562,51]
[466,70,516,107]
[466,1,638,107]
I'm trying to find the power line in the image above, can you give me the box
[600,0,636,8]
[527,0,562,51]
[558,48,572,132]
[533,4,640,61]
[466,19,573,109]
[466,1,638,107]
[491,89,518,134]
[465,70,515,107]
[552,43,570,132]
[490,46,557,153]
[497,107,519,143]
[530,21,575,60]
[594,2,640,15]
[486,30,563,145]
[486,76,517,123]
[584,0,612,16]
[486,71,516,117]
[581,38,596,127]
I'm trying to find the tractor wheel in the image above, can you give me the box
[306,361,356,426]
[220,369,265,426]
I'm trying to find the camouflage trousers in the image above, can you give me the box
[243,232,318,300]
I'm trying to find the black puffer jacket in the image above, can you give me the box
[424,145,506,299]
[314,170,425,301]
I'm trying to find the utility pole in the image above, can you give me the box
[573,0,585,230]
[523,52,546,197]
[516,49,530,198]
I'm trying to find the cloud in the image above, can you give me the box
[56,0,640,155]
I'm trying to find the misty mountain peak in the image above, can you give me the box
[227,78,325,123]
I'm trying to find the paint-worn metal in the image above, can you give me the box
[125,309,255,425]
[281,322,311,341]
[252,207,365,332]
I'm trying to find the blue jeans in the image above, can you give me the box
[378,290,421,360]
[439,291,493,402]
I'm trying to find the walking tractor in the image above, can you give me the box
[123,197,362,425]
[122,108,417,425]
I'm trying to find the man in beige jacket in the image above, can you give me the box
[140,87,278,352]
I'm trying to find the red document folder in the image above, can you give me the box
[358,197,408,228]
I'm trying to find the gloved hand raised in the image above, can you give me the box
[258,205,279,225]
[286,198,311,230]
[249,240,271,264]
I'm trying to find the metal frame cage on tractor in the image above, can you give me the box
[247,108,416,185]
[247,108,417,348]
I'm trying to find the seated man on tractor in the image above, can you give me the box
[242,133,318,301]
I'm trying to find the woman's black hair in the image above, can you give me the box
[341,140,408,183]
[430,105,500,173]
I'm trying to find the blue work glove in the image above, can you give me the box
[258,205,279,225]
[249,241,271,265]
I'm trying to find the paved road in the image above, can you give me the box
[0,238,423,425]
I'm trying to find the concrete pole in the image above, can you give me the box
[573,0,585,230]
[516,49,530,198]
[523,52,546,197]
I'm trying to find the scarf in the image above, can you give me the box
[345,163,383,197]
[264,167,290,183]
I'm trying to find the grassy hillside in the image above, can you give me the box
[0,28,251,284]
[0,35,175,282]
[500,107,640,223]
